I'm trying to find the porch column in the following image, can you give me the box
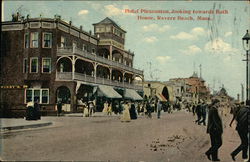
[94,63,97,83]
[109,45,112,61]
[72,56,75,80]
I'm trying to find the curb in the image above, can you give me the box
[0,122,53,131]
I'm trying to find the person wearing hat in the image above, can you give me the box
[230,101,249,161]
[205,99,223,161]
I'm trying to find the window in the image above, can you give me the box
[43,32,52,48]
[23,58,28,73]
[42,90,49,103]
[42,58,51,73]
[30,32,38,48]
[34,90,40,102]
[92,48,95,54]
[30,57,38,73]
[25,89,49,104]
[24,33,29,48]
[26,89,32,102]
[83,44,87,51]
[61,36,65,47]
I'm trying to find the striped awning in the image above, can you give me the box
[124,89,143,101]
[156,93,167,102]
[98,85,122,98]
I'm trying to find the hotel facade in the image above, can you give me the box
[1,15,143,116]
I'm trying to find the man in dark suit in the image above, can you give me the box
[205,99,223,161]
[195,101,202,124]
[198,101,207,126]
[230,100,249,161]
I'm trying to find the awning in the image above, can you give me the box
[98,85,122,98]
[156,93,167,102]
[76,81,98,93]
[124,89,143,101]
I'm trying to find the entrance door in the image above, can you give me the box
[56,86,71,112]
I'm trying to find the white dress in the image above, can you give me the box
[121,104,131,122]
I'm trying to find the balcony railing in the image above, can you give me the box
[57,47,143,75]
[56,72,143,90]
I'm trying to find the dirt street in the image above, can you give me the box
[0,111,245,162]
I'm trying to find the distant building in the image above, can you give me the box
[143,81,174,103]
[1,15,143,117]
[168,72,210,104]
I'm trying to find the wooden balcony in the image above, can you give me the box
[57,47,143,76]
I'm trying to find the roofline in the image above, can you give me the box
[2,17,99,40]
[93,17,127,33]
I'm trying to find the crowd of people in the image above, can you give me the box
[79,99,166,120]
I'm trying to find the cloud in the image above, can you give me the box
[170,32,196,40]
[156,56,172,64]
[104,5,121,16]
[180,45,202,55]
[143,36,158,43]
[143,24,171,32]
[224,32,232,37]
[204,38,239,54]
[170,27,206,40]
[103,4,134,17]
[191,27,206,36]
[78,10,89,16]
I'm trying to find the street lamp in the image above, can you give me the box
[242,30,250,103]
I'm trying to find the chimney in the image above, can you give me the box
[89,30,92,35]
[80,25,83,31]
[69,21,72,25]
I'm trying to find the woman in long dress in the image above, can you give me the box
[121,102,131,122]
[102,101,108,114]
[83,103,89,117]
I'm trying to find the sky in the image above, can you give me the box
[2,1,250,98]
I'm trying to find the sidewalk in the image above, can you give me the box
[0,118,52,131]
[0,112,114,131]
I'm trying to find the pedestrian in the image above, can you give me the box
[205,99,223,161]
[192,103,196,116]
[26,101,34,120]
[34,99,41,120]
[88,101,94,117]
[229,103,241,127]
[198,101,207,126]
[107,102,112,116]
[146,101,152,118]
[129,102,137,119]
[57,100,62,117]
[195,101,202,124]
[102,101,108,114]
[121,101,131,122]
[230,101,249,161]
[157,100,162,119]
[83,102,89,117]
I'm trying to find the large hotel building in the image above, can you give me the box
[1,14,144,116]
